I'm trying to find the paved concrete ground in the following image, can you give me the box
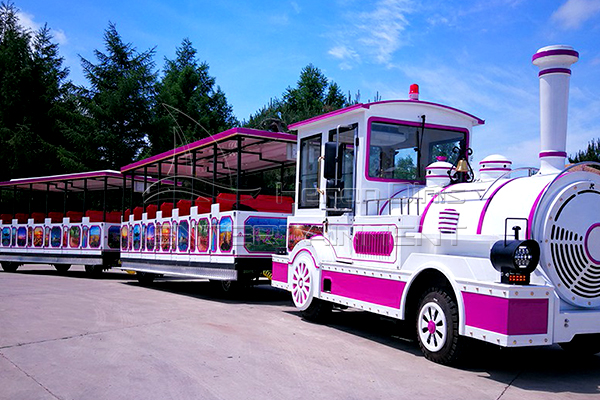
[1,264,599,400]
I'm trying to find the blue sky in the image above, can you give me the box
[14,0,600,167]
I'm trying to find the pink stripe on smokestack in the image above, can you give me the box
[532,45,579,174]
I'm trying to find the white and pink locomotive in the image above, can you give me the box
[272,45,600,364]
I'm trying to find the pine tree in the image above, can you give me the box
[245,64,349,132]
[79,22,156,169]
[569,139,600,164]
[0,2,75,179]
[149,38,237,154]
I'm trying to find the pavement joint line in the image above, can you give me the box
[496,369,523,400]
[0,316,190,350]
[0,351,62,400]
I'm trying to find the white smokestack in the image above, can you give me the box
[532,45,579,174]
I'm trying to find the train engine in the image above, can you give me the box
[272,45,600,364]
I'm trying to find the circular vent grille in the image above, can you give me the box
[542,181,600,308]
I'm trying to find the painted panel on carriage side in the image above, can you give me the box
[89,226,101,248]
[198,218,209,252]
[51,227,61,247]
[2,227,10,246]
[178,220,189,252]
[34,227,43,247]
[108,225,120,249]
[219,217,233,252]
[244,217,287,253]
[288,224,323,251]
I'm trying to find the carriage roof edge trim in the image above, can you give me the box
[120,127,297,175]
[287,100,485,130]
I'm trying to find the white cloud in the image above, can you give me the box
[328,45,360,61]
[327,0,413,68]
[551,0,600,30]
[16,10,68,45]
[16,11,40,31]
[291,1,301,14]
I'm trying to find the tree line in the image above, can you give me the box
[0,2,352,181]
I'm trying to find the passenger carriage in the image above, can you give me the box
[273,45,600,364]
[119,127,296,290]
[0,170,130,274]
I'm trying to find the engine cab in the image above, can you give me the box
[273,45,600,365]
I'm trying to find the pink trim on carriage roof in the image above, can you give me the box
[287,100,485,130]
[121,128,297,173]
[0,170,122,187]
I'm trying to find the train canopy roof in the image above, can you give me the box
[0,170,134,192]
[120,127,297,178]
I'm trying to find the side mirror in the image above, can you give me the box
[323,142,338,180]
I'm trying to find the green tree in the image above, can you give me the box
[79,22,156,169]
[245,64,349,132]
[569,139,600,164]
[0,2,75,179]
[149,38,237,154]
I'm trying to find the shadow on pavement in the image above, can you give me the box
[289,307,600,395]
[123,278,293,306]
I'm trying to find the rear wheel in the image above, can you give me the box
[54,264,71,273]
[1,262,19,272]
[84,265,102,276]
[559,334,600,355]
[416,287,462,365]
[209,279,240,296]
[136,272,157,284]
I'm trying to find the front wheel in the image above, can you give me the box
[559,334,600,355]
[416,287,462,365]
[1,262,19,272]
[54,264,71,273]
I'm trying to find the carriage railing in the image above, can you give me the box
[365,195,423,216]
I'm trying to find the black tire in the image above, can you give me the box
[415,287,462,365]
[84,265,102,276]
[1,262,19,272]
[301,298,332,323]
[209,279,240,296]
[559,334,600,355]
[136,272,156,284]
[54,264,71,273]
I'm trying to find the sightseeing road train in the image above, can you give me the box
[272,45,600,364]
[1,45,599,365]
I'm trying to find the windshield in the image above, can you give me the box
[368,121,466,181]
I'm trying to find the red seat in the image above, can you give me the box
[32,212,46,223]
[85,210,103,222]
[242,195,293,213]
[124,209,131,220]
[48,212,63,223]
[195,196,212,214]
[177,199,191,216]
[216,193,252,212]
[133,206,143,220]
[1,213,13,224]
[106,211,122,223]
[15,213,28,224]
[66,211,83,222]
[160,202,174,218]
[146,204,157,219]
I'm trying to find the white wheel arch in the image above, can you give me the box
[400,256,466,336]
